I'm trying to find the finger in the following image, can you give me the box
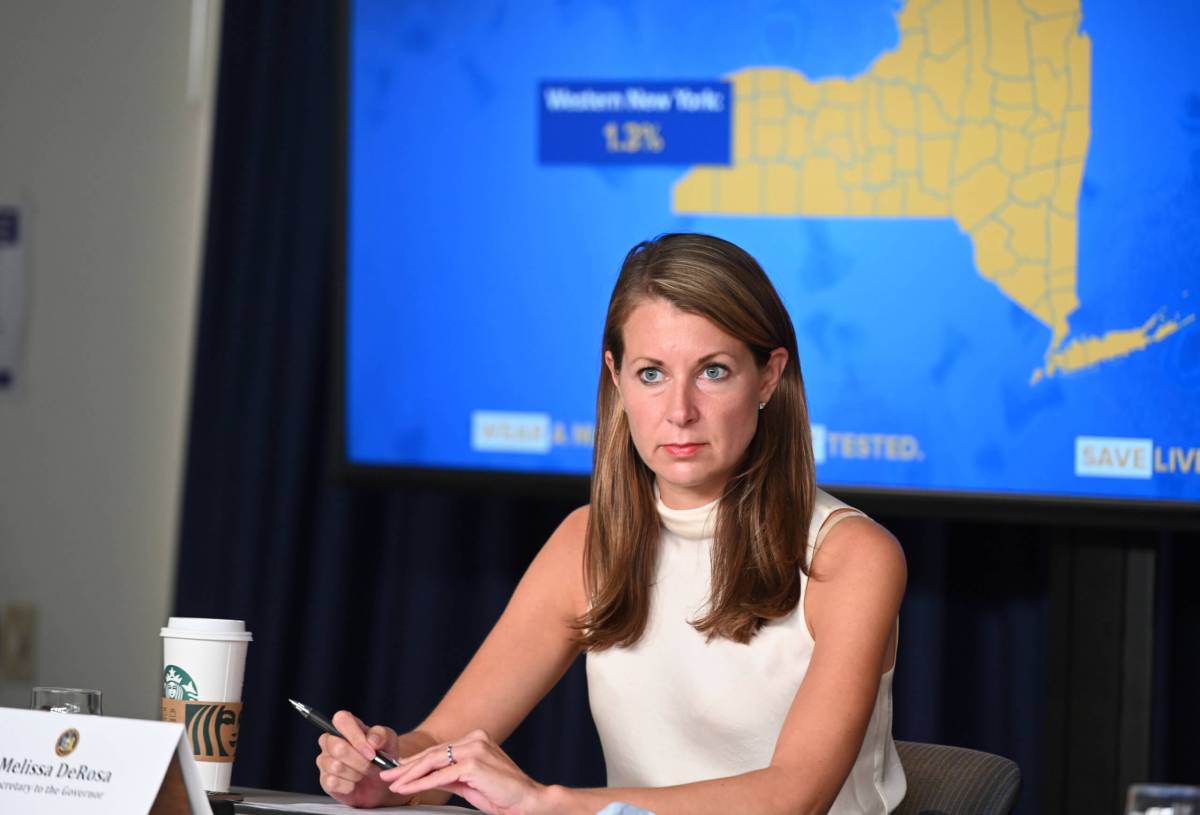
[331,710,368,744]
[318,732,343,757]
[331,710,377,762]
[316,752,367,784]
[319,771,358,797]
[320,729,373,774]
[397,731,484,765]
[394,739,448,768]
[382,741,465,785]
[388,752,516,804]
[387,762,467,797]
[381,750,445,785]
[366,724,391,751]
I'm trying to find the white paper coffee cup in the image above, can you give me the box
[160,617,253,792]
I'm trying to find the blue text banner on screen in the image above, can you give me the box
[539,81,732,165]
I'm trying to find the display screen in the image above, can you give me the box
[343,0,1199,504]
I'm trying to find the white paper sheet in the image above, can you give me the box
[234,790,476,814]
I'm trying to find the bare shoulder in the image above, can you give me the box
[810,514,906,593]
[543,504,590,558]
[527,505,590,604]
[804,515,905,644]
[561,504,591,535]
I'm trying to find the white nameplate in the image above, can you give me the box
[0,707,212,814]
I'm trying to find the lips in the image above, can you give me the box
[662,443,704,457]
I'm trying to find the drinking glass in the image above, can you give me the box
[1126,784,1200,815]
[30,686,103,715]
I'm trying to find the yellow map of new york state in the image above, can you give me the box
[673,0,1194,383]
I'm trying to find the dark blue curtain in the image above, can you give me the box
[174,3,1199,813]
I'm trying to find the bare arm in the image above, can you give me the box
[414,505,590,746]
[385,515,906,815]
[316,506,590,807]
[566,516,904,814]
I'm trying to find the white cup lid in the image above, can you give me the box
[160,617,253,642]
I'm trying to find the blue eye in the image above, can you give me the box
[701,364,728,381]
[638,367,663,384]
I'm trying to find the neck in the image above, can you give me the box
[656,482,723,510]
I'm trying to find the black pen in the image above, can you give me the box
[288,698,399,769]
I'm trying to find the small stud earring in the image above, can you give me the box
[758,402,766,410]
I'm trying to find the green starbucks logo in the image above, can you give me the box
[163,665,199,701]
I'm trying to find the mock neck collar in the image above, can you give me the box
[655,484,719,541]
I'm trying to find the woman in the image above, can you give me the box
[316,234,907,814]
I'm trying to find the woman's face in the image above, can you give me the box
[606,297,787,510]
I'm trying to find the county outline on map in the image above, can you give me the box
[672,0,1195,383]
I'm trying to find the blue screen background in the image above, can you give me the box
[346,0,1199,503]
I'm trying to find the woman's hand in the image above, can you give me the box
[379,729,553,815]
[315,710,406,808]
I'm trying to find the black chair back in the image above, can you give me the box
[893,741,1021,815]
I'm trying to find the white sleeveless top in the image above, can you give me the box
[586,489,905,813]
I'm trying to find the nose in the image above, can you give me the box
[666,380,699,427]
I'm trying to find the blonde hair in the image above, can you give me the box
[579,234,816,648]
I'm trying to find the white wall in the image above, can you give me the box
[0,0,221,717]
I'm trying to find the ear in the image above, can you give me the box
[604,350,621,391]
[758,347,789,404]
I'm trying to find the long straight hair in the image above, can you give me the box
[578,234,816,649]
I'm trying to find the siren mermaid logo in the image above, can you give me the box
[163,664,199,701]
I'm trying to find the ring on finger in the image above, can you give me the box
[446,744,456,766]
